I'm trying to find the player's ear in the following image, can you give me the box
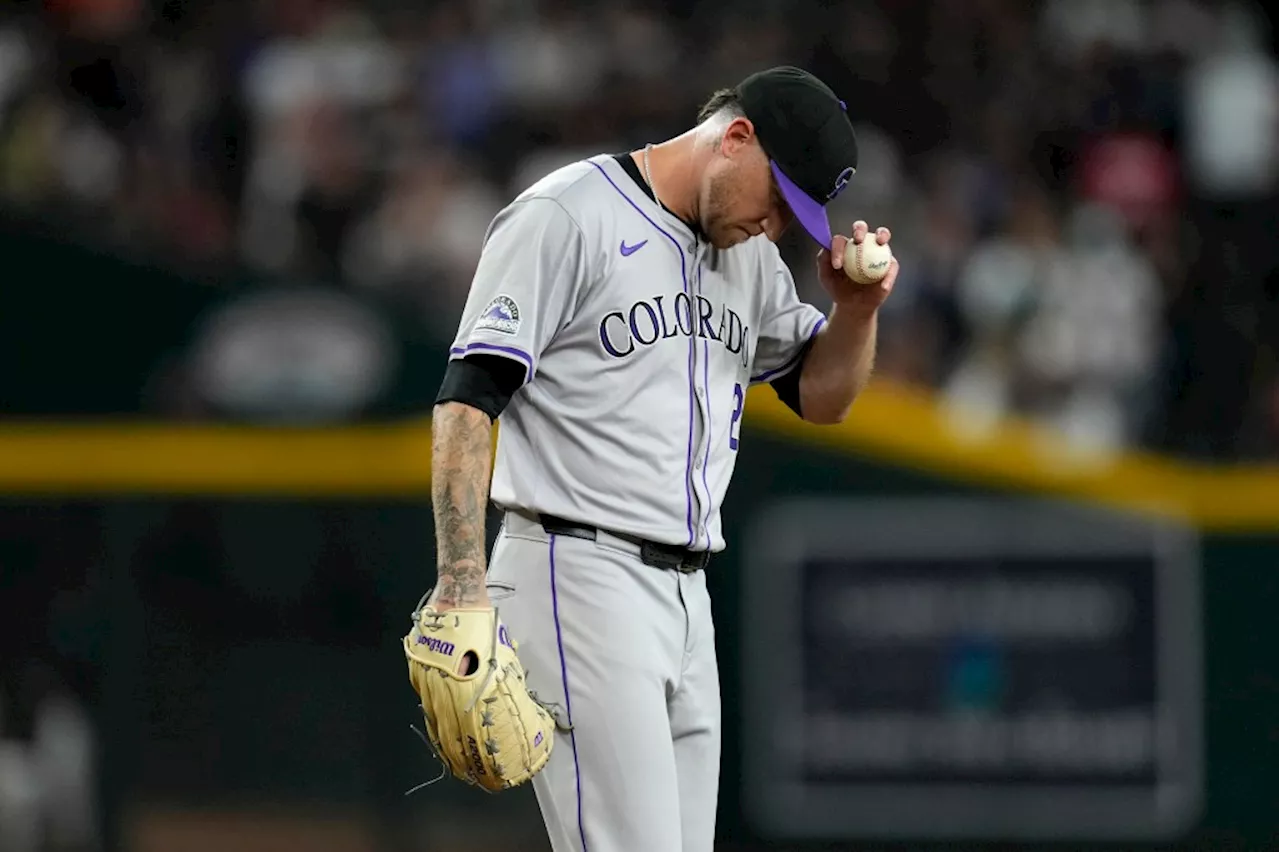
[721,117,755,157]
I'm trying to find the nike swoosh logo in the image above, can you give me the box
[619,239,648,257]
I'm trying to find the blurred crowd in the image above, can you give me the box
[0,0,1275,459]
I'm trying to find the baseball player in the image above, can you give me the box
[414,66,897,850]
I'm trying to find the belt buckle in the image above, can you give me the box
[640,542,680,571]
[639,541,669,570]
[680,550,710,573]
[638,541,708,573]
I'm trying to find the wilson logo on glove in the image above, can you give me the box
[415,635,457,656]
[401,595,570,793]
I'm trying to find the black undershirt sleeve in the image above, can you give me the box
[769,338,814,419]
[434,355,526,420]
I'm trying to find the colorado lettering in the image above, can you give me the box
[599,294,749,367]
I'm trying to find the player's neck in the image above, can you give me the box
[635,134,702,233]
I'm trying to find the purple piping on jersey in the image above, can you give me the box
[696,266,713,547]
[450,342,535,384]
[682,290,698,547]
[548,534,588,851]
[590,160,697,548]
[749,315,827,383]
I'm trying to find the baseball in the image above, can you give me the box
[843,236,893,285]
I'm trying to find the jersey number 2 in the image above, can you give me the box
[729,383,744,451]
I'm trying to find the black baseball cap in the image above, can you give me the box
[735,66,859,248]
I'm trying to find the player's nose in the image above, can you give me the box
[763,211,791,242]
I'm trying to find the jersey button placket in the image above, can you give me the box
[689,246,714,543]
[684,247,705,549]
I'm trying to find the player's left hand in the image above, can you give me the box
[816,220,898,313]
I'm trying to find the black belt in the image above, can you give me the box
[537,514,711,574]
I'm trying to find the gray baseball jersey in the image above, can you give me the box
[449,153,825,553]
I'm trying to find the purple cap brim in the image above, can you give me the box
[771,161,832,248]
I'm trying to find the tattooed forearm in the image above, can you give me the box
[430,401,494,608]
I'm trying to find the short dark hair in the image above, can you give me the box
[696,88,746,124]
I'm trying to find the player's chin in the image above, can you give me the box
[710,228,749,250]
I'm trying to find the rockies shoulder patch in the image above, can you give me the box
[474,295,521,335]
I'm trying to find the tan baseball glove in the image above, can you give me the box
[402,597,557,792]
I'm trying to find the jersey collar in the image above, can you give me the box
[608,152,704,243]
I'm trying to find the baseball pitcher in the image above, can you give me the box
[403,66,898,851]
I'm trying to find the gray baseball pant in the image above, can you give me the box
[484,510,721,852]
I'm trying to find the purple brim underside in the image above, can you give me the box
[771,161,832,248]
